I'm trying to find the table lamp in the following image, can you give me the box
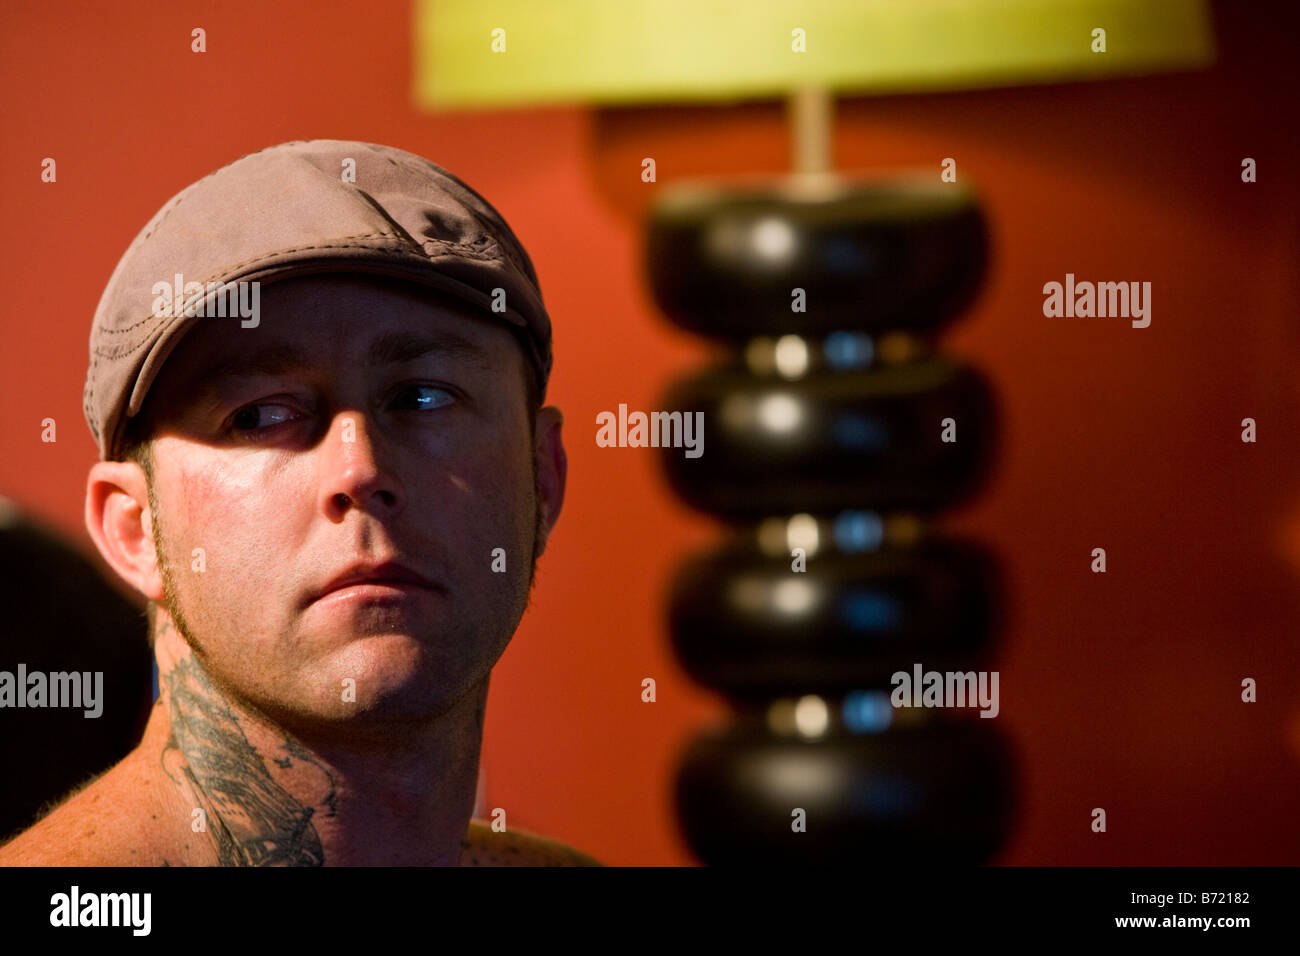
[414,0,1216,863]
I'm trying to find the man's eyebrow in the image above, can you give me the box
[198,344,311,382]
[197,331,495,384]
[366,330,493,371]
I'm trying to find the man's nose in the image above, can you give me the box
[318,412,406,520]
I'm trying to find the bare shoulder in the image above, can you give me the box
[0,755,172,867]
[461,818,603,867]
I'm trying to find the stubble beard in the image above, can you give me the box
[147,462,545,658]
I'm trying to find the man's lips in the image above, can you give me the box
[308,561,439,606]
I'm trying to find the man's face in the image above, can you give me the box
[136,274,547,734]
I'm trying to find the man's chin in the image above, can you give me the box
[263,685,465,744]
[298,636,475,723]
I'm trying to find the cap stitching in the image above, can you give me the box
[92,232,517,339]
[91,238,536,357]
[419,235,501,261]
[96,232,397,335]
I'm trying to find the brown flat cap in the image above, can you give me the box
[84,139,553,460]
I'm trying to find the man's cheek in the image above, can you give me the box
[173,487,291,601]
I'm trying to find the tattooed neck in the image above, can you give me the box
[158,632,336,866]
[149,610,482,867]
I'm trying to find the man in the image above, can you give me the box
[0,140,598,866]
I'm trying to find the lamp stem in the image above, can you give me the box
[789,86,834,177]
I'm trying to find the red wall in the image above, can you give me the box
[1,0,1296,864]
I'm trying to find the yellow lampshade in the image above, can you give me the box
[414,0,1215,109]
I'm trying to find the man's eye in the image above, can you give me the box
[395,385,456,411]
[230,403,299,432]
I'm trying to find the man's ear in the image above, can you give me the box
[85,461,165,602]
[533,406,566,557]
